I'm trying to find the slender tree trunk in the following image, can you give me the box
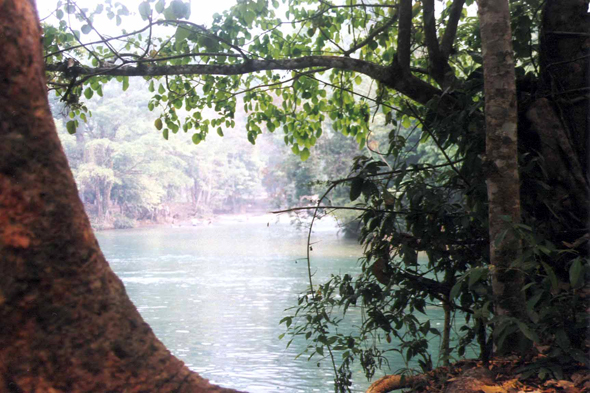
[441,300,451,367]
[476,0,527,325]
[104,181,113,221]
[95,183,104,221]
[0,1,241,391]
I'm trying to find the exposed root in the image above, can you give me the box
[367,373,427,393]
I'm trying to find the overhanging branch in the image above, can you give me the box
[46,55,444,106]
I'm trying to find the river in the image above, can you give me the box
[96,214,443,392]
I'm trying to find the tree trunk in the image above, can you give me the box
[0,1,241,391]
[476,0,526,324]
[532,0,590,236]
[95,183,104,222]
[104,181,113,221]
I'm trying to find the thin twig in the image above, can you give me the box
[406,103,471,187]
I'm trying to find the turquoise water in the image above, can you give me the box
[96,215,446,392]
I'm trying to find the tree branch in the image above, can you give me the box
[423,0,444,83]
[344,12,399,56]
[440,0,465,59]
[46,55,444,107]
[396,0,413,71]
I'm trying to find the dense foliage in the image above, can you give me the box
[41,0,588,391]
[51,80,368,228]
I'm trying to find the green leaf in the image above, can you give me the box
[155,0,165,13]
[217,127,224,137]
[163,6,177,20]
[138,1,151,20]
[158,84,165,94]
[122,77,129,91]
[66,120,76,134]
[494,228,509,247]
[162,128,169,140]
[154,118,163,130]
[450,281,462,300]
[175,26,191,42]
[192,133,202,145]
[569,258,584,289]
[300,148,310,161]
[170,0,187,19]
[349,177,364,201]
[516,321,538,342]
[81,24,92,34]
[541,261,558,291]
[468,267,487,288]
[402,116,411,129]
[56,9,64,19]
[83,87,93,99]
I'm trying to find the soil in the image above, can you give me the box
[412,358,589,393]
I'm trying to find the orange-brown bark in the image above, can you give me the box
[0,1,242,391]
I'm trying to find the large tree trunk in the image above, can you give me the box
[0,1,241,391]
[530,0,590,236]
[476,0,526,323]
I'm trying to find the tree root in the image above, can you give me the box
[366,374,427,393]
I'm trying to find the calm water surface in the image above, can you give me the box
[96,215,442,392]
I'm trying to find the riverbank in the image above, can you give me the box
[368,357,589,393]
[93,209,345,234]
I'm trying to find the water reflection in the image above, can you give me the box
[96,215,409,392]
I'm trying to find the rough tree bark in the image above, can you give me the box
[0,1,242,391]
[476,0,527,323]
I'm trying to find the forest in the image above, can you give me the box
[50,80,370,230]
[0,0,588,392]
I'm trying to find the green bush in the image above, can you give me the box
[113,215,136,229]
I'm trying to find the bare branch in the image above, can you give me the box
[406,103,470,186]
[396,0,412,71]
[344,12,399,56]
[272,206,414,214]
[44,19,247,60]
[318,0,398,9]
